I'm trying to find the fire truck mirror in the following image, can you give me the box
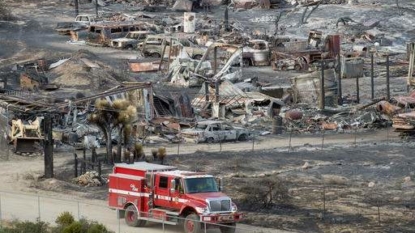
[217,177,223,191]
[170,179,176,193]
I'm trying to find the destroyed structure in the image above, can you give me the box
[1,0,415,158]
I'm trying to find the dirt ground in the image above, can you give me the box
[1,0,415,232]
[0,134,415,233]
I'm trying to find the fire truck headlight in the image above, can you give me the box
[231,202,237,212]
[195,207,208,214]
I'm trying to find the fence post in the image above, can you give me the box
[386,127,389,144]
[98,160,102,177]
[220,138,222,152]
[252,134,255,151]
[204,222,207,233]
[322,185,326,220]
[118,213,121,233]
[92,147,96,163]
[177,140,180,156]
[377,201,381,225]
[74,153,78,178]
[354,127,357,147]
[0,193,2,221]
[82,148,86,174]
[38,195,41,220]
[321,130,325,150]
[77,201,80,220]
[289,129,293,151]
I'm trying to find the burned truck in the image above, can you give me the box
[181,120,250,143]
[86,22,151,47]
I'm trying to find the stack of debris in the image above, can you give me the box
[48,50,121,89]
[391,92,415,134]
[73,171,105,187]
[281,103,388,133]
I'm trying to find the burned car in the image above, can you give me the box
[110,31,154,50]
[181,120,250,143]
[139,34,206,59]
[242,39,270,66]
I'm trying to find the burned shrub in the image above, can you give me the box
[0,0,15,21]
[240,176,290,210]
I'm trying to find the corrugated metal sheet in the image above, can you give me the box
[291,69,338,107]
[326,35,340,58]
[128,61,161,72]
[341,57,364,79]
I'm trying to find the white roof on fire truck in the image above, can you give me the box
[159,170,213,178]
[114,162,177,172]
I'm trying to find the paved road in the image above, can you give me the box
[0,191,293,233]
[141,129,401,156]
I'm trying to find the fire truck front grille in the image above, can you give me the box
[209,199,231,212]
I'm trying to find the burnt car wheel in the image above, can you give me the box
[206,137,214,143]
[220,223,236,233]
[125,205,146,227]
[238,134,248,141]
[193,54,203,60]
[184,213,202,233]
[150,53,161,58]
[242,58,251,67]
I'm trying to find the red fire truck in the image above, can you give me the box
[108,162,242,233]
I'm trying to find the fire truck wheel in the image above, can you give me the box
[125,205,146,227]
[184,213,202,233]
[219,223,236,233]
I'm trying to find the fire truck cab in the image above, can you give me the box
[108,162,242,233]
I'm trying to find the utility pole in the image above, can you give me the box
[74,0,79,16]
[95,0,99,17]
[371,50,375,99]
[386,53,390,101]
[224,7,229,32]
[356,74,360,104]
[319,60,325,110]
[44,113,54,178]
[337,53,342,105]
[408,42,415,92]
[205,82,209,102]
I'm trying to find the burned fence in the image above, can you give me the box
[74,148,102,179]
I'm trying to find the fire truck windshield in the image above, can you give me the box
[185,177,219,193]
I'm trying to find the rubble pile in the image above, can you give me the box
[3,0,415,150]
[390,93,415,135]
[282,105,388,133]
[73,171,105,187]
[48,50,121,89]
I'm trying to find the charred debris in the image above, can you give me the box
[0,0,415,158]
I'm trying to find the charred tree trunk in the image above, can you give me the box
[74,0,79,16]
[396,0,401,15]
[44,114,54,178]
[105,127,113,164]
[116,126,124,163]
[299,2,321,25]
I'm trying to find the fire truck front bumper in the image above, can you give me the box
[200,212,242,223]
